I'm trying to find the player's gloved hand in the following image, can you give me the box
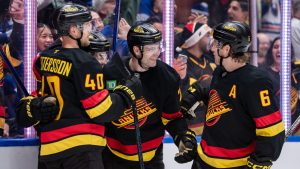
[247,157,272,169]
[181,81,205,119]
[114,76,143,107]
[174,129,197,163]
[30,96,59,124]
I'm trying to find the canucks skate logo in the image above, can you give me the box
[206,89,232,126]
[63,6,79,12]
[223,25,237,32]
[112,98,157,129]
[134,26,144,33]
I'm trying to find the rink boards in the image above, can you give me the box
[0,136,300,169]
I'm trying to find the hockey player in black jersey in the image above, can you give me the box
[184,21,285,169]
[101,23,197,169]
[15,3,142,169]
[86,31,110,67]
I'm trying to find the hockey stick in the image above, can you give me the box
[132,73,145,169]
[0,48,29,96]
[285,114,300,139]
[111,0,144,168]
[103,53,145,169]
[112,0,121,52]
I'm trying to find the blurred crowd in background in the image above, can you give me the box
[0,0,300,138]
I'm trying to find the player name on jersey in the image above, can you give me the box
[40,56,72,77]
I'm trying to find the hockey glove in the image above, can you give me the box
[174,129,197,163]
[114,76,143,107]
[181,81,206,119]
[17,96,59,125]
[247,157,272,169]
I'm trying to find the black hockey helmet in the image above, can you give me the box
[127,23,162,54]
[213,21,251,54]
[87,32,110,53]
[52,3,92,35]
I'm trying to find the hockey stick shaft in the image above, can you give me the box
[0,48,29,96]
[112,0,121,52]
[132,102,145,169]
[132,73,145,169]
[285,114,300,139]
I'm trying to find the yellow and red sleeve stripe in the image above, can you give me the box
[106,136,164,161]
[253,111,285,137]
[200,139,255,159]
[81,90,112,119]
[40,123,105,143]
[198,143,250,168]
[40,123,106,156]
[0,106,5,129]
[161,111,183,125]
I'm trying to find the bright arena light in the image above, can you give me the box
[24,0,37,138]
[162,0,174,66]
[280,0,292,133]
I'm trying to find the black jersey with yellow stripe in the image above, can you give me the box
[104,58,188,162]
[32,47,127,161]
[197,64,285,169]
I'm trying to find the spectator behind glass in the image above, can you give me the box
[263,37,300,135]
[188,2,209,25]
[96,0,116,23]
[175,22,216,135]
[227,0,249,23]
[262,37,280,106]
[137,0,178,22]
[101,16,130,57]
[260,0,281,40]
[137,0,153,22]
[37,23,54,52]
[257,32,270,67]
[292,1,300,61]
[0,0,12,45]
[145,15,163,32]
[89,8,104,31]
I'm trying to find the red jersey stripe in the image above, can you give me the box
[254,111,282,128]
[40,123,105,143]
[33,55,41,81]
[201,139,255,159]
[106,136,164,155]
[161,111,183,119]
[0,106,5,117]
[81,90,109,109]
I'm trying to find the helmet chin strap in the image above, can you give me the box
[68,25,84,48]
[135,46,150,71]
[217,44,231,68]
[217,48,229,71]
